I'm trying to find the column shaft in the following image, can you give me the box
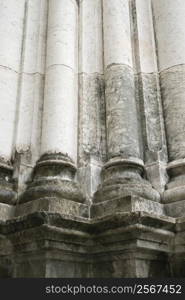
[152,0,185,209]
[41,0,78,161]
[14,0,48,197]
[94,0,160,203]
[0,0,25,204]
[21,0,84,204]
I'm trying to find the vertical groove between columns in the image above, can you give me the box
[12,0,28,159]
[129,0,144,161]
[40,0,50,158]
[101,0,108,161]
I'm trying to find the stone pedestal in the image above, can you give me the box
[0,210,174,278]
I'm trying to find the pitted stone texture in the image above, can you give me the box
[0,211,174,278]
[94,176,160,204]
[137,73,163,154]
[21,178,85,204]
[105,65,140,159]
[15,198,88,219]
[135,72,168,194]
[160,65,185,161]
[91,195,164,219]
[78,73,106,165]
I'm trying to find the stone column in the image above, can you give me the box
[94,0,160,205]
[14,0,48,197]
[152,0,185,215]
[0,0,25,204]
[21,0,84,204]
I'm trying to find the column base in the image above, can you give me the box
[94,158,160,204]
[163,159,185,216]
[20,153,85,204]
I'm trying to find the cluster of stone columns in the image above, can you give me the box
[0,0,185,216]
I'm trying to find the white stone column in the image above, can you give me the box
[14,0,48,197]
[41,0,78,161]
[78,0,106,201]
[152,0,185,212]
[21,0,84,204]
[94,0,160,203]
[0,0,25,204]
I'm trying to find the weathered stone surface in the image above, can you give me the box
[0,211,176,278]
[1,0,185,278]
[16,198,88,219]
[78,73,106,200]
[160,65,185,161]
[78,73,106,165]
[20,153,85,204]
[105,65,140,159]
[91,195,164,219]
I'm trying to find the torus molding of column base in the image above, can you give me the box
[93,157,160,204]
[19,153,85,204]
[163,159,185,204]
[0,160,16,205]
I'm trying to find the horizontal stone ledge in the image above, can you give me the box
[91,195,165,219]
[15,197,88,219]
[0,211,176,236]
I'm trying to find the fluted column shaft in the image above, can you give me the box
[0,0,25,204]
[152,0,185,205]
